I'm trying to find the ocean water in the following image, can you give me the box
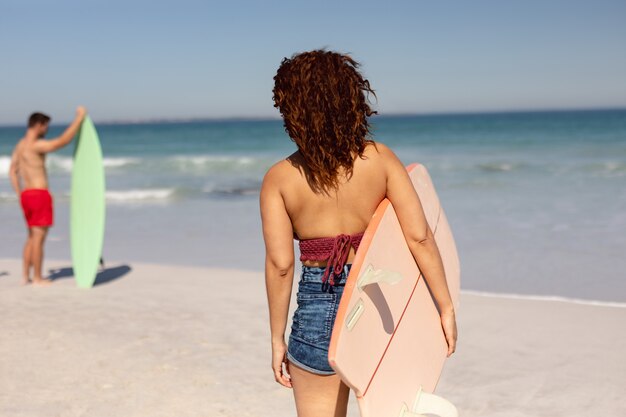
[1,109,625,303]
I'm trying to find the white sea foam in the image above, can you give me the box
[0,191,18,201]
[184,155,254,165]
[461,289,626,308]
[46,156,141,173]
[46,155,74,173]
[1,154,269,177]
[588,161,626,177]
[102,157,141,168]
[170,155,264,173]
[0,155,145,176]
[0,155,74,176]
[105,188,175,202]
[477,162,520,172]
[0,156,11,177]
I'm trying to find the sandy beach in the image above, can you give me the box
[2,0,625,415]
[0,258,624,417]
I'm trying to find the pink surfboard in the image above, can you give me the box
[328,163,461,417]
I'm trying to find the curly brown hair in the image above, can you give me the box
[272,50,377,194]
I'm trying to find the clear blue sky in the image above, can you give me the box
[1,0,625,125]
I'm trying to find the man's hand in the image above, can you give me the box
[76,106,87,120]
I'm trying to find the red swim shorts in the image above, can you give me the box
[20,189,54,227]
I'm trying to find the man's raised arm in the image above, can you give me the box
[34,106,87,154]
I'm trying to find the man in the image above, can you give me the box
[9,107,86,286]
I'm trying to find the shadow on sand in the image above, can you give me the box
[48,264,132,286]
[0,271,8,278]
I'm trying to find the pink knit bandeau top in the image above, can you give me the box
[298,232,364,286]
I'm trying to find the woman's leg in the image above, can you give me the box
[289,360,350,417]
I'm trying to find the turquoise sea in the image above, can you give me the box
[1,109,625,303]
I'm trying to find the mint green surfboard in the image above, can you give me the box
[71,116,106,288]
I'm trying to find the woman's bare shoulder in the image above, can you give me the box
[366,141,394,156]
[362,141,400,167]
[262,152,302,187]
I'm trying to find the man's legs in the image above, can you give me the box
[30,226,51,286]
[22,229,33,284]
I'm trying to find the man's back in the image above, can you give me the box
[13,138,48,190]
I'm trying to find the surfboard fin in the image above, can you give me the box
[399,387,458,417]
[357,264,404,291]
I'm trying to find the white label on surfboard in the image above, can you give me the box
[345,299,365,331]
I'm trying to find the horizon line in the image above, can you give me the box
[1,105,625,128]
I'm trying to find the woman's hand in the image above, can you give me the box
[272,339,292,388]
[440,309,457,357]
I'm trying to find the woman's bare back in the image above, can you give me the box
[274,143,386,264]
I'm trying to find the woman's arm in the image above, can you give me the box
[260,163,295,386]
[378,143,457,355]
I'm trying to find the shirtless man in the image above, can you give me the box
[9,107,86,285]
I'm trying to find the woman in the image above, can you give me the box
[260,50,457,417]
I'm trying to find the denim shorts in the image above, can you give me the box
[287,264,351,375]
